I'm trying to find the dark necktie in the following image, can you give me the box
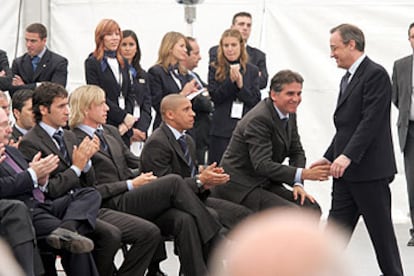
[4,153,45,203]
[178,135,196,177]
[31,56,40,71]
[95,129,108,152]
[340,71,351,97]
[53,130,69,163]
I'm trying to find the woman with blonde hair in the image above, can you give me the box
[85,18,136,145]
[208,29,261,164]
[148,31,198,129]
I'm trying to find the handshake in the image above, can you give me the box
[303,154,351,181]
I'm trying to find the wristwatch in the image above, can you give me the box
[195,174,203,188]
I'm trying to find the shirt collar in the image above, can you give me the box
[77,124,102,137]
[348,53,367,77]
[166,123,185,140]
[36,47,47,59]
[39,121,63,138]
[14,124,29,135]
[273,104,290,120]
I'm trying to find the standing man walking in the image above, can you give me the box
[392,22,414,247]
[312,23,404,276]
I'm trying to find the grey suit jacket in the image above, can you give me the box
[72,125,140,207]
[212,98,306,203]
[19,124,94,198]
[392,54,413,152]
[141,122,208,198]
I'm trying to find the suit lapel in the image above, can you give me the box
[32,50,50,80]
[34,125,69,165]
[266,99,290,150]
[3,147,28,175]
[161,123,188,165]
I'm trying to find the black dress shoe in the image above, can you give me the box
[407,236,414,246]
[46,227,94,253]
[145,268,168,276]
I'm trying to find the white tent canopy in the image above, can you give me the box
[1,0,413,220]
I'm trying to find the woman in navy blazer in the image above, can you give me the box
[208,29,261,164]
[120,30,152,142]
[148,31,198,129]
[85,19,136,145]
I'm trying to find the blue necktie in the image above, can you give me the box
[31,56,40,71]
[178,135,196,177]
[53,130,69,163]
[95,129,108,152]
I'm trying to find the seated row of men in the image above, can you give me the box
[0,71,328,276]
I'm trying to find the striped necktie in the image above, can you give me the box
[178,135,196,177]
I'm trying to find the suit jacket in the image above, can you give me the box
[85,54,134,127]
[208,63,261,138]
[0,49,12,91]
[10,49,68,95]
[72,125,140,207]
[324,57,396,182]
[19,124,94,199]
[0,146,36,205]
[209,45,268,89]
[140,122,208,197]
[11,125,24,142]
[392,54,412,152]
[211,98,305,203]
[148,64,182,129]
[131,69,152,133]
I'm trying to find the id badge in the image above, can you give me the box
[231,101,244,119]
[133,104,141,119]
[118,95,125,109]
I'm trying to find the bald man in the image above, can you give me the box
[141,94,252,230]
[210,209,347,276]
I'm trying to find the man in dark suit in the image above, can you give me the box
[211,70,328,212]
[311,24,404,276]
[0,198,37,276]
[0,49,12,91]
[0,106,101,276]
[18,82,162,276]
[181,37,213,165]
[10,23,67,95]
[11,89,35,143]
[392,22,414,247]
[69,84,222,276]
[141,94,252,229]
[209,11,268,89]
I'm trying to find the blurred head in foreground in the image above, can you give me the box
[210,208,349,276]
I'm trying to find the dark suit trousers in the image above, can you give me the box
[92,208,161,276]
[240,187,297,212]
[205,197,252,229]
[0,200,36,276]
[329,178,403,276]
[33,188,101,276]
[403,122,414,233]
[107,174,221,276]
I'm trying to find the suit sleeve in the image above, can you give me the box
[244,115,298,185]
[85,57,127,125]
[148,66,165,115]
[50,56,68,87]
[257,51,268,89]
[342,69,392,164]
[0,168,33,198]
[0,50,12,91]
[391,61,399,108]
[133,71,152,133]
[19,136,83,199]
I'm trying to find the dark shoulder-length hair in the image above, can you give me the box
[122,29,143,74]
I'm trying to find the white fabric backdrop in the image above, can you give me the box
[2,0,414,220]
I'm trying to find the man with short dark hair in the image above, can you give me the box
[11,89,35,142]
[209,12,268,89]
[312,23,404,276]
[392,22,414,247]
[0,49,12,91]
[18,82,162,276]
[212,70,328,213]
[10,23,68,95]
